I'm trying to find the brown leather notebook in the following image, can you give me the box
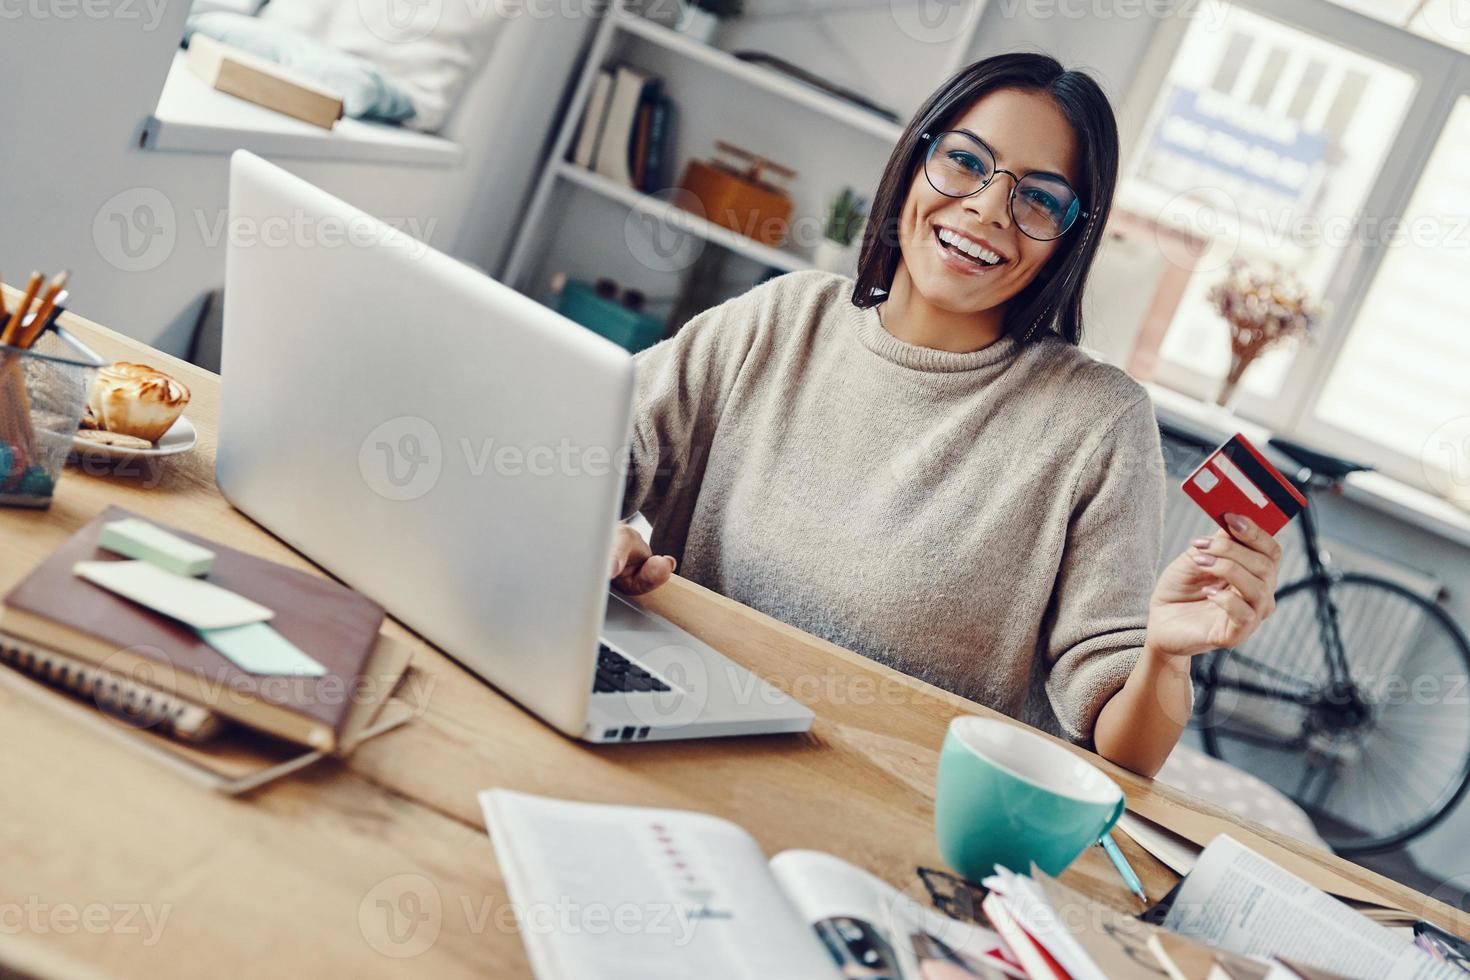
[3,506,386,751]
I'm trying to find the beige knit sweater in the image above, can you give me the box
[624,270,1166,742]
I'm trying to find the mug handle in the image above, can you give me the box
[1101,792,1126,837]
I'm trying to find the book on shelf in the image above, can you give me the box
[572,63,673,193]
[1,506,405,753]
[594,65,660,188]
[641,92,675,192]
[185,33,344,130]
[572,68,615,169]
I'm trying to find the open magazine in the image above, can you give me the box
[478,789,1023,980]
[1160,836,1462,980]
[981,836,1464,980]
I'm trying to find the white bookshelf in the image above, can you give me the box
[558,161,813,272]
[502,0,987,320]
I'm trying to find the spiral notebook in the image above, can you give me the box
[0,626,418,794]
[0,634,224,741]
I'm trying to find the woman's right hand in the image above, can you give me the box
[610,524,677,595]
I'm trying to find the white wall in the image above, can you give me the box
[0,1,593,355]
[963,0,1170,101]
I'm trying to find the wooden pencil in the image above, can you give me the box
[18,271,69,348]
[1,272,42,347]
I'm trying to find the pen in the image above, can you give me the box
[1098,831,1149,908]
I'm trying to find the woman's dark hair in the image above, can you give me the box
[851,53,1119,346]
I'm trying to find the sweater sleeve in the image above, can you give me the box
[621,275,777,532]
[1042,392,1181,743]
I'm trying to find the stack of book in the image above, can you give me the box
[0,506,415,793]
[570,63,676,192]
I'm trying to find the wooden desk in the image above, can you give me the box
[2,308,1466,978]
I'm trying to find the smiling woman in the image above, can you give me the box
[853,55,1117,351]
[610,53,1286,778]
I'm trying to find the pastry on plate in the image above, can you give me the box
[87,362,190,443]
[74,429,154,451]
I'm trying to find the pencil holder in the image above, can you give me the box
[0,319,105,508]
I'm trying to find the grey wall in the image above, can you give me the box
[0,2,594,355]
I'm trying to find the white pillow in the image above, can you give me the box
[263,0,503,133]
[257,0,335,37]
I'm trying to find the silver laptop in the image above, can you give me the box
[216,151,812,743]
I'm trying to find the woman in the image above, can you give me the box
[608,53,1282,776]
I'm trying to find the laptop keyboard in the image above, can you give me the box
[593,643,672,694]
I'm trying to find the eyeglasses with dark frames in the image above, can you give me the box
[919,131,1089,242]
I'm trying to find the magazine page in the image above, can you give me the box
[478,790,840,980]
[768,849,1023,979]
[1162,835,1462,980]
[995,867,1269,980]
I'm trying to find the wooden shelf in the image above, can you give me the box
[612,12,905,144]
[145,53,462,166]
[557,162,813,273]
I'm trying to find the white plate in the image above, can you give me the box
[71,416,198,462]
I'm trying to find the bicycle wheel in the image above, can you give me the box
[1196,572,1470,854]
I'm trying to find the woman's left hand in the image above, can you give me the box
[1146,513,1284,660]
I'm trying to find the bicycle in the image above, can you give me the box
[1169,429,1470,855]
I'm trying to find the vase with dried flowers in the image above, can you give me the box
[1207,260,1322,408]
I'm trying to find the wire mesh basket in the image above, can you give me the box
[0,324,106,508]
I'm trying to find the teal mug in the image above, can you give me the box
[935,715,1126,880]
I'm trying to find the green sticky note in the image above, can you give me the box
[99,518,215,577]
[198,622,326,677]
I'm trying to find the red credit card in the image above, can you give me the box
[1182,434,1307,536]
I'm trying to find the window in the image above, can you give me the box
[1112,0,1470,502]
[1309,96,1470,502]
[1116,1,1416,401]
[1329,0,1470,55]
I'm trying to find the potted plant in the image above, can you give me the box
[676,0,741,43]
[1207,260,1322,408]
[813,187,868,275]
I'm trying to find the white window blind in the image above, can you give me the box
[1313,95,1470,494]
